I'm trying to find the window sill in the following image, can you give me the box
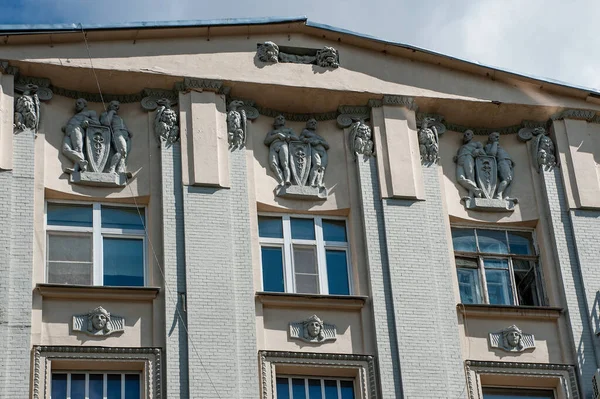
[256,292,367,310]
[36,283,160,301]
[457,303,563,319]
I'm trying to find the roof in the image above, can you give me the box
[0,16,597,98]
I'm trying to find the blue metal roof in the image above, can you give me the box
[0,16,597,96]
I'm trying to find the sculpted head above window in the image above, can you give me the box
[88,306,111,334]
[303,315,325,342]
[503,325,524,350]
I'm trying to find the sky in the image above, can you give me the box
[1,0,598,91]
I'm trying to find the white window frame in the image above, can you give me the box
[258,213,352,295]
[50,370,143,399]
[45,200,148,286]
[276,375,356,399]
[452,225,546,307]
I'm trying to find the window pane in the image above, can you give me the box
[340,381,355,399]
[457,268,482,304]
[102,206,145,229]
[103,237,144,286]
[296,274,319,294]
[508,231,533,255]
[89,374,104,399]
[292,378,307,399]
[277,378,291,399]
[51,373,67,399]
[323,219,347,242]
[258,216,283,238]
[47,203,92,227]
[107,374,121,399]
[48,262,92,285]
[326,249,350,295]
[71,374,86,399]
[484,258,509,269]
[294,246,317,274]
[451,228,477,252]
[48,234,92,262]
[261,247,285,292]
[514,259,540,306]
[483,387,555,398]
[125,374,141,399]
[477,230,509,254]
[291,218,315,240]
[308,379,321,399]
[324,380,338,399]
[485,268,514,305]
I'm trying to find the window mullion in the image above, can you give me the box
[67,373,72,399]
[288,377,293,399]
[508,257,519,306]
[121,374,125,399]
[103,373,107,399]
[315,217,329,295]
[93,203,103,286]
[85,373,89,399]
[337,379,342,399]
[479,257,489,304]
[282,216,294,293]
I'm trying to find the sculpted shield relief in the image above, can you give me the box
[85,124,111,173]
[289,141,311,186]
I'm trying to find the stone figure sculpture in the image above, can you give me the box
[348,120,374,157]
[518,126,557,171]
[14,84,40,133]
[289,315,337,344]
[257,41,340,68]
[62,98,132,187]
[489,325,535,353]
[154,98,179,145]
[418,117,446,163]
[454,130,517,211]
[264,115,329,199]
[227,100,247,149]
[72,306,125,337]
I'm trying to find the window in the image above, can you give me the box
[258,215,351,295]
[276,376,355,399]
[482,387,555,398]
[46,202,146,286]
[51,372,141,399]
[452,227,544,306]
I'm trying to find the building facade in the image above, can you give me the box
[0,17,599,399]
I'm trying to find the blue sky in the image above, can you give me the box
[1,0,598,90]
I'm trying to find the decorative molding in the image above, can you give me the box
[36,284,160,301]
[33,346,162,399]
[259,351,377,399]
[465,360,580,399]
[551,109,598,122]
[72,306,125,337]
[488,325,535,353]
[256,106,338,122]
[382,95,418,111]
[457,304,563,320]
[337,105,370,128]
[289,315,337,344]
[0,60,20,75]
[174,77,230,95]
[256,292,367,310]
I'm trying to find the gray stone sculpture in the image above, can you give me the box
[454,130,517,212]
[226,100,259,149]
[72,306,125,337]
[348,120,374,157]
[62,98,132,187]
[418,117,446,163]
[154,98,179,146]
[489,325,535,353]
[265,115,328,199]
[14,84,40,133]
[257,41,340,68]
[289,315,337,344]
[518,126,557,171]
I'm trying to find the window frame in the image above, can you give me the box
[258,213,353,295]
[452,224,546,307]
[482,386,556,398]
[45,200,148,287]
[50,370,143,399]
[276,375,356,399]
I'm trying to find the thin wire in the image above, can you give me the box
[78,24,223,399]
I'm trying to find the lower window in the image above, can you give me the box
[276,376,355,399]
[482,387,555,398]
[51,372,141,399]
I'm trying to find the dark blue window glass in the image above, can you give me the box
[107,374,121,399]
[103,238,144,286]
[47,204,92,227]
[452,228,476,252]
[507,231,533,255]
[89,374,103,399]
[292,378,306,399]
[483,388,554,398]
[326,249,350,295]
[308,379,321,399]
[324,380,338,399]
[102,206,145,229]
[262,247,285,292]
[276,378,290,399]
[71,374,86,399]
[258,216,283,238]
[291,218,315,240]
[477,230,509,254]
[322,219,347,242]
[51,373,67,399]
[340,381,355,399]
[125,374,141,399]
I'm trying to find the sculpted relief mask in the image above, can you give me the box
[489,325,535,353]
[289,315,337,344]
[257,41,340,68]
[518,126,557,172]
[454,131,517,212]
[72,306,125,337]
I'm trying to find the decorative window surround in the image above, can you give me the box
[33,346,162,399]
[465,360,579,399]
[256,292,367,311]
[259,351,377,399]
[36,284,160,301]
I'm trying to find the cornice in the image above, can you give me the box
[254,105,338,122]
[368,95,418,111]
[175,77,230,95]
[36,283,160,301]
[417,112,549,135]
[457,303,563,320]
[551,108,600,123]
[256,291,367,310]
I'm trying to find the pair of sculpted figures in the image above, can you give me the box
[455,130,516,211]
[62,98,132,185]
